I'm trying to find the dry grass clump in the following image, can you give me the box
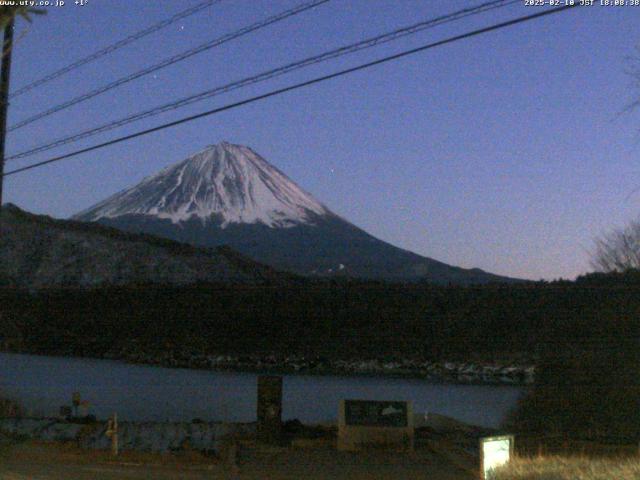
[493,455,640,480]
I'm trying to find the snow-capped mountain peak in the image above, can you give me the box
[74,142,330,228]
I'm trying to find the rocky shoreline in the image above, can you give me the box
[1,347,534,385]
[97,350,535,385]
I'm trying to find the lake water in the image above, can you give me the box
[0,353,523,428]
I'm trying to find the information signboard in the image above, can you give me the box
[338,399,413,451]
[344,400,408,428]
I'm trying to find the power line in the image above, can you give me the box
[10,0,222,100]
[2,4,579,179]
[7,0,330,132]
[7,0,518,162]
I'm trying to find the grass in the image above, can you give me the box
[493,455,640,480]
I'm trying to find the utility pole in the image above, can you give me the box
[0,18,14,211]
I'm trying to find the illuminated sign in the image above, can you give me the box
[480,435,513,479]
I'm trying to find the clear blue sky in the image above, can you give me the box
[4,0,640,280]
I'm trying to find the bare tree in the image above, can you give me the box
[592,219,640,272]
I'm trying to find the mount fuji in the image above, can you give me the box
[74,142,513,283]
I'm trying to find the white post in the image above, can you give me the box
[106,413,119,456]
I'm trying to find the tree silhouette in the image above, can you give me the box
[592,219,640,272]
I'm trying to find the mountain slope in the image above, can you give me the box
[0,204,288,288]
[74,142,517,284]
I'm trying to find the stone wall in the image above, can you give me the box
[0,418,255,453]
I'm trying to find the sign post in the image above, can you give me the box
[71,392,81,417]
[106,413,119,456]
[257,375,282,445]
[480,435,514,479]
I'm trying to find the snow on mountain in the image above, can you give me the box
[74,142,330,228]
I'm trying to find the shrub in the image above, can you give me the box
[494,456,640,480]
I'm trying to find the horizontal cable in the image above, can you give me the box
[10,0,222,99]
[7,0,330,131]
[2,3,579,178]
[7,0,517,161]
